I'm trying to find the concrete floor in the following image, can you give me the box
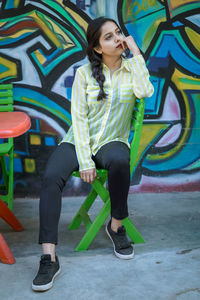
[0,192,200,300]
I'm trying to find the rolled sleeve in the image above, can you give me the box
[129,54,154,98]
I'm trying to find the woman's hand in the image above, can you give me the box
[121,36,141,56]
[80,168,97,183]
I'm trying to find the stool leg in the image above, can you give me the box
[8,144,14,210]
[68,188,98,230]
[0,234,16,264]
[75,199,111,251]
[0,199,24,231]
[122,217,145,243]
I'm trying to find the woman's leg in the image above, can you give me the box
[32,143,79,291]
[94,141,133,260]
[39,142,79,259]
[94,141,130,230]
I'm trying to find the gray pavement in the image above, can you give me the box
[0,192,200,300]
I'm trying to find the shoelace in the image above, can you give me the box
[39,259,53,274]
[115,227,131,249]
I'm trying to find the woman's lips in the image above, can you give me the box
[116,44,123,49]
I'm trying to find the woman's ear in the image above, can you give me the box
[93,46,102,54]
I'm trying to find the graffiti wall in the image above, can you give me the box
[0,0,199,196]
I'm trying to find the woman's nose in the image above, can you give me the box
[114,35,120,43]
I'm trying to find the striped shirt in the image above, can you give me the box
[61,54,154,171]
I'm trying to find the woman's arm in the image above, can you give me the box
[71,68,96,180]
[122,36,154,99]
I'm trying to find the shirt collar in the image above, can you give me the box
[121,56,131,72]
[102,57,131,73]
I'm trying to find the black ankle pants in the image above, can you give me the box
[39,141,130,244]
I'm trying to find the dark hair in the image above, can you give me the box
[86,17,129,101]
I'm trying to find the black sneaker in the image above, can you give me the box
[32,254,61,292]
[106,220,134,260]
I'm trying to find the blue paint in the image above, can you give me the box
[172,21,183,27]
[144,76,165,116]
[0,64,9,73]
[154,32,200,75]
[14,157,23,172]
[45,136,55,146]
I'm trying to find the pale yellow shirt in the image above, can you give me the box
[61,54,154,171]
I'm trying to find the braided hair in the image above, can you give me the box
[86,17,129,101]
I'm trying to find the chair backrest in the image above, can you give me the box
[129,98,145,175]
[0,84,13,112]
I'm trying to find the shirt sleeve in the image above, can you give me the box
[128,54,154,99]
[71,68,95,172]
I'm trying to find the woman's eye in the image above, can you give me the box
[116,30,122,35]
[106,35,112,40]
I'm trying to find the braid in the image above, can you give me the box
[86,17,126,101]
[88,49,107,101]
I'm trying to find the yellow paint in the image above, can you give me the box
[25,158,36,173]
[45,18,75,50]
[174,69,200,90]
[185,27,200,52]
[0,56,17,80]
[34,50,46,64]
[14,0,21,7]
[7,28,35,39]
[57,0,88,31]
[129,0,158,16]
[134,122,170,167]
[30,134,41,145]
[30,11,62,48]
[143,17,166,50]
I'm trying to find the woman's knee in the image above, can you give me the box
[42,170,64,190]
[106,156,130,172]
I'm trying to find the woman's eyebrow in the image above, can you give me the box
[103,28,119,38]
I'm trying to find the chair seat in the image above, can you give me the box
[0,112,31,138]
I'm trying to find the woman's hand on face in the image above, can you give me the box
[80,168,97,183]
[121,36,141,56]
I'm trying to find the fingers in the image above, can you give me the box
[122,36,140,55]
[80,168,97,184]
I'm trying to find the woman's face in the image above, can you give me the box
[95,21,124,57]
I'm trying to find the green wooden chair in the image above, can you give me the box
[69,98,146,251]
[0,84,14,210]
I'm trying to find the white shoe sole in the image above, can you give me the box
[32,266,61,292]
[106,225,134,260]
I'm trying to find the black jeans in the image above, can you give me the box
[39,141,130,244]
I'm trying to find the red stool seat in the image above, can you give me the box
[0,112,31,138]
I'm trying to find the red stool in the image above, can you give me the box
[0,111,31,264]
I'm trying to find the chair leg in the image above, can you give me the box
[0,234,16,264]
[122,217,145,244]
[0,156,8,194]
[8,146,14,210]
[75,199,111,251]
[68,188,98,230]
[0,199,24,231]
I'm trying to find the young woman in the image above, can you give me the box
[32,17,154,292]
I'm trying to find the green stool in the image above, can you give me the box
[0,84,14,210]
[69,98,146,251]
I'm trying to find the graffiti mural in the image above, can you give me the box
[0,0,200,196]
